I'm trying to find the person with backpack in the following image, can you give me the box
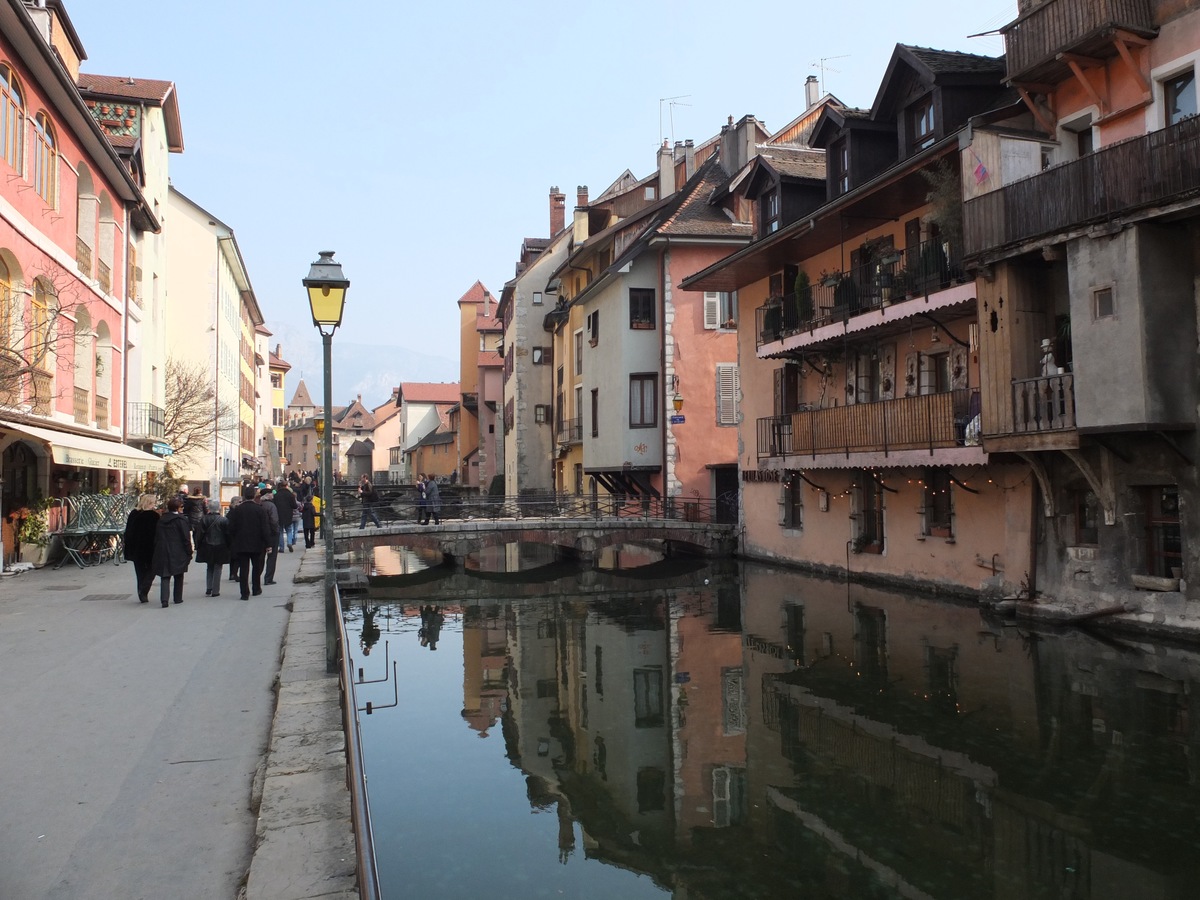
[196,498,230,598]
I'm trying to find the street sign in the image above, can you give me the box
[670,414,685,424]
[151,442,174,456]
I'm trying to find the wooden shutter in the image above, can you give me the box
[704,292,720,329]
[717,364,739,425]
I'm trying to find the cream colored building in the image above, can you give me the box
[165,187,263,494]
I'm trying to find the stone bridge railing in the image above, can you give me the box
[331,515,738,567]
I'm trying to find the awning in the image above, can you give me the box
[0,419,165,473]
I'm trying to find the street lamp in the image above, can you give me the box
[304,250,349,673]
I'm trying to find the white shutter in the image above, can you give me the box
[704,292,720,330]
[717,364,739,425]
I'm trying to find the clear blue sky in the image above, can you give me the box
[68,0,1015,394]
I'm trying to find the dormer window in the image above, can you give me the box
[832,138,849,196]
[911,96,935,151]
[762,190,780,234]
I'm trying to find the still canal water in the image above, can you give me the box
[345,543,1200,899]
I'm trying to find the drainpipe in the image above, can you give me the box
[660,241,670,501]
[120,207,130,490]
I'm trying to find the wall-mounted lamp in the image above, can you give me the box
[672,393,683,412]
[930,326,941,344]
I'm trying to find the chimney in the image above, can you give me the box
[658,140,675,197]
[805,75,820,108]
[576,184,589,208]
[573,186,589,244]
[684,140,695,179]
[549,186,566,236]
[722,114,760,172]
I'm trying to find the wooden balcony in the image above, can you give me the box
[757,389,975,459]
[1002,0,1156,84]
[965,117,1200,258]
[756,238,963,348]
[1011,372,1075,434]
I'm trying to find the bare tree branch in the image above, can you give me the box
[0,261,86,413]
[163,357,236,458]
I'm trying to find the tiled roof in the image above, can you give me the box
[478,350,502,367]
[659,157,753,238]
[269,351,291,371]
[288,380,315,408]
[455,280,491,306]
[400,382,461,404]
[756,147,826,180]
[902,46,1005,76]
[78,73,174,103]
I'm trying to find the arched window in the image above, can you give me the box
[30,279,54,413]
[32,111,56,205]
[0,64,22,172]
[0,256,11,349]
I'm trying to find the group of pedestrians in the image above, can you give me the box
[415,474,441,526]
[122,477,317,606]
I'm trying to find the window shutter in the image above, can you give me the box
[704,292,720,330]
[717,364,739,425]
[905,351,919,397]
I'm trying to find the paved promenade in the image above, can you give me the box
[0,544,355,899]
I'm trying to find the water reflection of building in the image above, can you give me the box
[461,603,508,737]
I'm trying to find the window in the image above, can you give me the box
[911,95,935,151]
[1165,69,1196,126]
[32,111,57,205]
[629,288,655,328]
[923,469,953,538]
[532,346,550,365]
[780,470,803,529]
[31,279,52,367]
[1075,489,1099,545]
[704,291,736,329]
[629,374,657,428]
[590,388,599,437]
[919,351,951,395]
[1093,286,1114,319]
[534,404,548,424]
[832,138,849,195]
[0,257,10,350]
[0,64,22,172]
[587,310,600,345]
[532,291,543,306]
[1143,485,1182,578]
[854,470,885,552]
[633,667,664,728]
[717,363,739,426]
[762,190,780,234]
[573,330,583,375]
[272,408,284,427]
[270,372,282,388]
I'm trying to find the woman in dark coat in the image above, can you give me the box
[152,497,193,607]
[123,493,160,604]
[301,495,317,549]
[196,498,230,598]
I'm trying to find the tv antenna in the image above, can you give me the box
[810,55,850,95]
[659,94,691,146]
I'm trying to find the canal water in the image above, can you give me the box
[346,543,1200,899]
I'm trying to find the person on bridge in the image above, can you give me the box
[424,475,441,526]
[358,475,382,529]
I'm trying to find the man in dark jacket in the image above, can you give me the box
[273,483,299,553]
[261,488,282,585]
[226,486,274,600]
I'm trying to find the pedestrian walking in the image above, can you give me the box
[196,498,230,597]
[425,475,442,526]
[416,474,429,525]
[226,495,243,582]
[260,487,282,585]
[152,497,193,607]
[226,486,273,600]
[301,495,317,548]
[182,487,206,544]
[273,481,299,552]
[123,493,160,604]
[358,475,382,529]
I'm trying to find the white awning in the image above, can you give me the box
[0,419,165,473]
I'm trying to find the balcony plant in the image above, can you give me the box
[761,296,784,342]
[792,270,814,325]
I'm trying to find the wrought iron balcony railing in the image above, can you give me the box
[126,401,166,441]
[556,416,582,444]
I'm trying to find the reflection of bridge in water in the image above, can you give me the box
[333,515,737,568]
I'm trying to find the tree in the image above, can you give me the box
[162,357,236,461]
[0,263,87,414]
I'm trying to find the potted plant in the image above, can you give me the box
[15,497,53,566]
[762,296,784,342]
[791,270,814,327]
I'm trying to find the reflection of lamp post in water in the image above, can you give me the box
[304,251,349,673]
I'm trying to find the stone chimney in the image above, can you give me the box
[576,184,589,208]
[573,186,589,244]
[22,1,83,80]
[721,114,760,173]
[549,186,566,236]
[805,75,820,109]
[658,140,675,197]
[684,140,696,179]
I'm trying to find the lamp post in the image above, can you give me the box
[304,250,349,672]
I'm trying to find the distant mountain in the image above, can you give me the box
[266,322,459,407]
